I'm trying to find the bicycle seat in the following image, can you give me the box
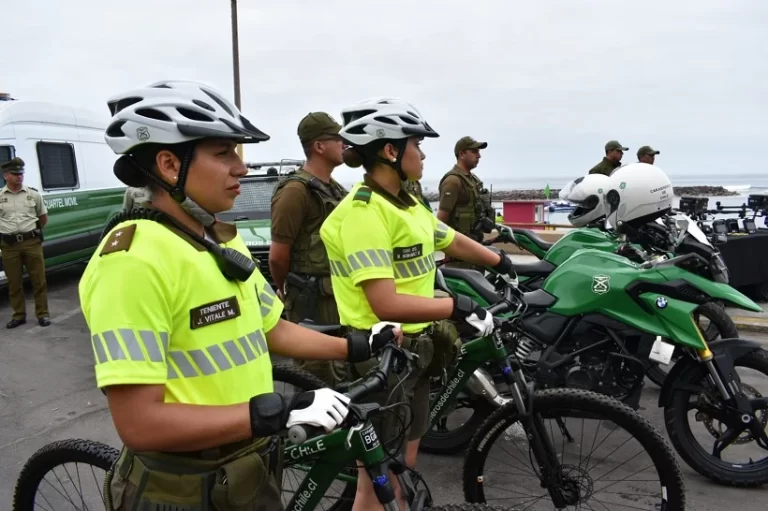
[522,289,556,309]
[514,259,556,278]
[297,320,344,334]
[439,267,501,305]
[515,228,555,253]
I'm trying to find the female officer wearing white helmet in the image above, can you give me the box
[558,173,612,227]
[320,97,513,511]
[604,162,674,230]
[79,80,400,510]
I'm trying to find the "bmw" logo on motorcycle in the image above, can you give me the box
[656,296,668,309]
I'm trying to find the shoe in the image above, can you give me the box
[6,319,26,329]
[38,317,51,327]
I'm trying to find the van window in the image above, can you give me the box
[36,142,79,190]
[0,145,14,187]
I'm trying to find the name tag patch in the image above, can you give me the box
[190,296,241,329]
[393,244,423,261]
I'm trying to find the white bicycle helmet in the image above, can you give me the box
[104,80,269,155]
[559,174,611,227]
[339,97,439,147]
[605,163,673,229]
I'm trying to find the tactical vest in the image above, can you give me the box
[401,179,432,212]
[272,169,346,277]
[438,167,493,240]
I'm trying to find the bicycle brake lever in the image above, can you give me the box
[393,348,416,374]
[346,423,365,450]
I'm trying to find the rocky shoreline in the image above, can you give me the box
[423,185,737,201]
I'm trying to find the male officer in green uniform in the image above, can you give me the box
[588,140,628,176]
[637,145,660,165]
[122,186,152,210]
[0,157,51,328]
[269,112,348,385]
[437,136,495,269]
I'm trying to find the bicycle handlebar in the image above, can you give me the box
[287,344,401,444]
[287,280,521,445]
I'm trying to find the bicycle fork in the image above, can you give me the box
[505,363,578,509]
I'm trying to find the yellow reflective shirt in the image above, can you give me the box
[320,177,456,334]
[78,219,282,406]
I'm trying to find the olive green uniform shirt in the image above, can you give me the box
[438,166,480,216]
[271,179,341,245]
[588,157,621,176]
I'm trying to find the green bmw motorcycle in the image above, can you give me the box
[489,217,740,389]
[432,246,768,487]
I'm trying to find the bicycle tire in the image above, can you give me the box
[463,388,686,511]
[664,348,768,487]
[420,386,495,455]
[13,438,119,511]
[426,505,507,511]
[273,362,326,392]
[647,302,738,388]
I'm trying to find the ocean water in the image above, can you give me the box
[420,173,768,195]
[429,192,768,228]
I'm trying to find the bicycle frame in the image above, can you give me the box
[283,419,392,511]
[281,331,514,511]
[428,329,514,426]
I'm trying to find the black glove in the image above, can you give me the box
[490,249,514,275]
[346,323,398,363]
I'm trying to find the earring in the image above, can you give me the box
[173,175,178,181]
[391,158,396,163]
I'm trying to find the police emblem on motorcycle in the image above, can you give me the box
[656,296,668,309]
[591,275,610,294]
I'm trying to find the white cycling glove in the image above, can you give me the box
[452,295,495,336]
[286,388,351,432]
[370,321,401,348]
[347,321,402,363]
[464,310,495,336]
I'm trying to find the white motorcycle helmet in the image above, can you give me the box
[558,174,611,227]
[605,163,673,230]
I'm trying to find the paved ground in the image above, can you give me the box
[1,266,768,509]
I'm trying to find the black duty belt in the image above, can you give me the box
[1,230,39,244]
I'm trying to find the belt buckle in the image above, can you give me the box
[15,234,23,243]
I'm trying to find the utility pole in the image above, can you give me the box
[231,0,243,159]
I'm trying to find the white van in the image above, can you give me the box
[0,94,126,286]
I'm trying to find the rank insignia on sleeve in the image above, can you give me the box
[100,224,137,256]
[353,186,372,204]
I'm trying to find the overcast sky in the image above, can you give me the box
[2,0,766,189]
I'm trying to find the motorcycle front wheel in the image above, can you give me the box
[664,349,768,487]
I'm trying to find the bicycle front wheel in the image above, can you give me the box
[463,388,686,511]
[13,438,119,511]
